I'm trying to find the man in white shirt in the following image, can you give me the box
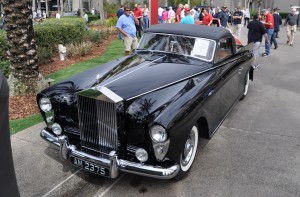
[158,6,163,23]
[242,8,250,26]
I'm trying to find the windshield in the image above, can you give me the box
[137,33,216,62]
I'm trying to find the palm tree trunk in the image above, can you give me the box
[98,0,104,21]
[116,0,121,7]
[60,0,63,16]
[68,0,71,11]
[45,0,49,17]
[1,0,46,95]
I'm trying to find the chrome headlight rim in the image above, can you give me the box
[150,124,168,143]
[39,97,52,112]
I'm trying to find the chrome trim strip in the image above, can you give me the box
[127,67,213,100]
[40,129,179,179]
[98,86,123,103]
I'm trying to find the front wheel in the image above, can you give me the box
[174,125,199,180]
[240,70,250,100]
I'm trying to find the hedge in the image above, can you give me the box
[87,14,100,22]
[34,18,86,49]
[0,30,7,59]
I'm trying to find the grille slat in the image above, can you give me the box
[77,94,118,157]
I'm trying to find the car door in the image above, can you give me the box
[235,43,254,96]
[214,38,240,120]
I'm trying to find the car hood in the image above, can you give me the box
[97,53,211,100]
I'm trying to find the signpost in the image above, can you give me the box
[149,0,158,25]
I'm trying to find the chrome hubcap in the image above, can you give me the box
[182,131,195,166]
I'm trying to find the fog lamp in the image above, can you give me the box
[52,123,62,135]
[135,148,148,162]
[46,116,53,123]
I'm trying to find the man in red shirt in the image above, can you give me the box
[134,4,143,38]
[202,9,213,26]
[262,9,274,57]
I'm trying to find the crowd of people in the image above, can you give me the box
[115,3,300,62]
[247,7,299,70]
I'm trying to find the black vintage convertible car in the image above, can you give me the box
[38,24,253,180]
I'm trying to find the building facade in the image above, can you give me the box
[1,0,298,15]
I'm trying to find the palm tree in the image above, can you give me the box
[1,0,46,95]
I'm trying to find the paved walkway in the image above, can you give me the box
[11,25,300,197]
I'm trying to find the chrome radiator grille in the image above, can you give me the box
[77,95,118,157]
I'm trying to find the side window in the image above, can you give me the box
[215,38,233,62]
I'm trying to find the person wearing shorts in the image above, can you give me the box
[116,7,139,56]
[247,14,269,70]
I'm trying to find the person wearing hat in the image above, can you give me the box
[217,6,229,28]
[261,9,274,57]
[180,8,195,24]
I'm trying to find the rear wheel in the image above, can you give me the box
[240,70,250,100]
[174,125,199,180]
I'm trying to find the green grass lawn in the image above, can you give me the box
[10,39,124,135]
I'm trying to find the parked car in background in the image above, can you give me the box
[37,24,254,180]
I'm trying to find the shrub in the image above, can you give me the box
[0,60,11,77]
[89,19,106,26]
[0,30,7,59]
[88,14,99,23]
[38,47,54,64]
[98,28,109,40]
[106,17,118,27]
[66,41,93,58]
[65,43,79,58]
[34,18,86,50]
[83,30,103,45]
[104,3,118,18]
[80,41,93,56]
[279,12,289,19]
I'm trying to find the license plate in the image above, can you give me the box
[70,156,109,177]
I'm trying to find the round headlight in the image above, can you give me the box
[150,125,168,143]
[135,148,148,162]
[52,123,62,135]
[39,97,52,112]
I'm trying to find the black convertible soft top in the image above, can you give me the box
[144,24,233,41]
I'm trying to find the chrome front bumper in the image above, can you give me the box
[40,129,179,179]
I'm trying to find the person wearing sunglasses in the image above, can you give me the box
[116,7,139,56]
